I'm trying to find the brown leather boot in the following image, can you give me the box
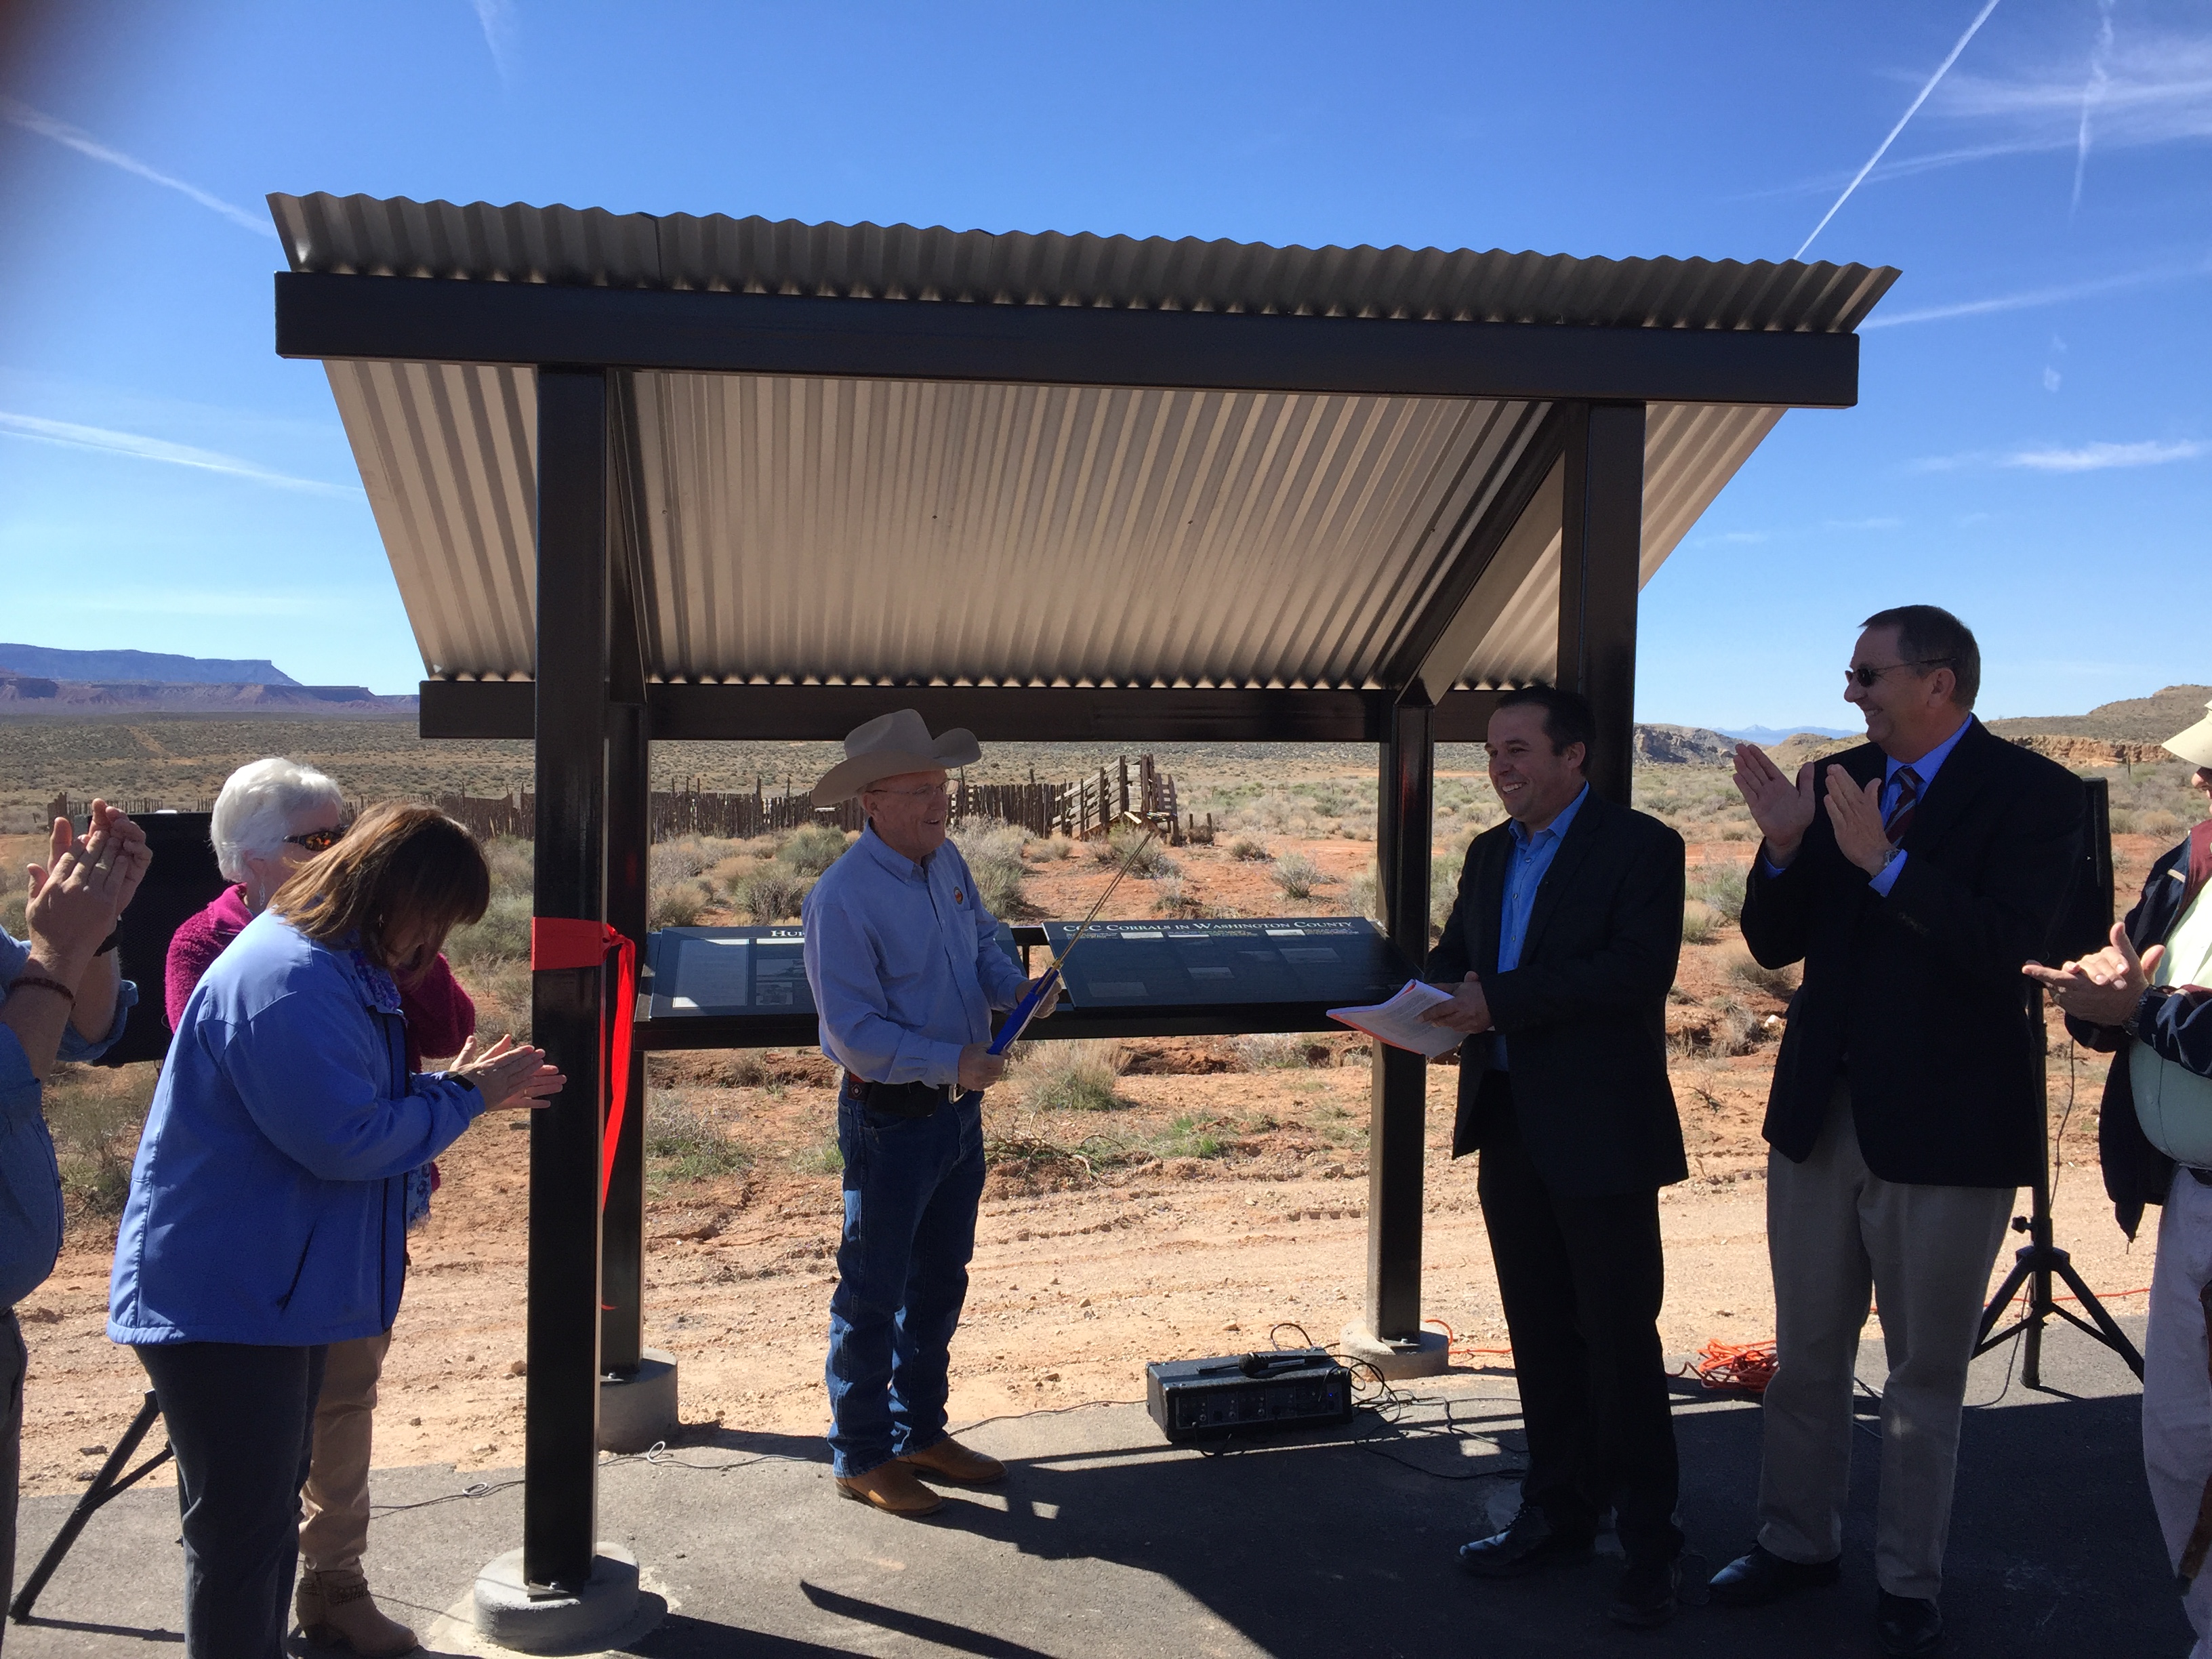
[295,1567,418,1656]
[898,1436,1006,1484]
[836,1460,945,1516]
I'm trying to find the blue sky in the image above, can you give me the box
[1,0,2205,726]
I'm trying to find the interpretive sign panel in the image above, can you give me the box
[1042,917,1409,1012]
[644,924,1022,1021]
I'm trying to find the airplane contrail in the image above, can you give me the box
[0,96,277,240]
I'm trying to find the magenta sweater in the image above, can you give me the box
[164,884,476,1069]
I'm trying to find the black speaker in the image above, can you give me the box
[89,812,228,1069]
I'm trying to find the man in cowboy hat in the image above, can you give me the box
[801,709,1058,1517]
[2028,691,2212,1653]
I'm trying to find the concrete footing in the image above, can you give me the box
[1338,1322,1450,1380]
[598,1348,678,1454]
[471,1542,640,1653]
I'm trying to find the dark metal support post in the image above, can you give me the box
[525,365,611,1589]
[600,701,649,1374]
[1558,402,1646,804]
[1366,690,1435,1341]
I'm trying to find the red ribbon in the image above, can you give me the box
[529,916,638,1208]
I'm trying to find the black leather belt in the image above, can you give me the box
[843,1071,951,1119]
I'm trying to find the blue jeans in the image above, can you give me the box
[825,1080,985,1478]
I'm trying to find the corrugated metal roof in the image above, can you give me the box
[272,193,1897,333]
[288,195,1893,695]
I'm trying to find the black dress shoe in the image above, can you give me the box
[1877,1591,1942,1657]
[1457,1503,1596,1579]
[1707,1544,1842,1606]
[1608,1556,1681,1629]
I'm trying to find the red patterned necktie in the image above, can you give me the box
[1884,765,1921,847]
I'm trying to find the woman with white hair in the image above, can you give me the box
[163,758,474,1657]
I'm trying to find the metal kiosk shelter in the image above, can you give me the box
[272,192,1893,1609]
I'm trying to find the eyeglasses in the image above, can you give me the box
[1845,657,1954,689]
[863,782,949,800]
[283,825,349,853]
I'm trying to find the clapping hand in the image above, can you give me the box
[1732,747,1816,866]
[2024,922,2164,1027]
[1822,766,1894,878]
[1419,971,1493,1034]
[24,802,146,970]
[451,1033,565,1110]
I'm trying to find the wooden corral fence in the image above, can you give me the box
[52,755,1198,846]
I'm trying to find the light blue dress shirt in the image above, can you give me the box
[1490,783,1590,1071]
[1,930,136,1308]
[802,825,1030,1090]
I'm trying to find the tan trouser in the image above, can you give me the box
[1757,1091,2012,1601]
[299,1330,390,1575]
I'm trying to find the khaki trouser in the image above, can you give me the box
[2145,1167,2212,1659]
[298,1330,390,1575]
[1757,1090,2012,1601]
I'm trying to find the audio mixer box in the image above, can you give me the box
[1145,1347,1355,1441]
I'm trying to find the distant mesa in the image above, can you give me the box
[1632,724,1738,766]
[0,644,303,685]
[1717,724,1858,743]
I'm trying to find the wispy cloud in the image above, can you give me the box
[1862,256,2212,327]
[1914,438,2211,473]
[0,96,276,241]
[1798,0,2005,258]
[0,412,361,495]
[471,0,518,84]
[2072,0,2116,209]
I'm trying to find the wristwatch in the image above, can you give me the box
[2121,987,2163,1042]
[94,930,119,956]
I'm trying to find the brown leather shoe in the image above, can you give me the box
[897,1437,1005,1484]
[836,1460,945,1516]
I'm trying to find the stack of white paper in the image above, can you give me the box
[1328,979,1466,1058]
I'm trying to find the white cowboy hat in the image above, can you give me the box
[811,709,983,804]
[2165,696,2212,770]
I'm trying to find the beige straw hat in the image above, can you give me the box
[811,709,982,804]
[2165,696,2212,769]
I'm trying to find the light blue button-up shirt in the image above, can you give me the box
[1,930,136,1308]
[1759,716,1971,895]
[802,825,1030,1090]
[1490,783,1589,1071]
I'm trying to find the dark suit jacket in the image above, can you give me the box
[1742,718,2085,1188]
[1427,789,1687,1197]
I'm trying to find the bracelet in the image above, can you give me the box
[94,930,119,956]
[7,974,74,1005]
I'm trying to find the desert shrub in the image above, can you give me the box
[651,837,716,884]
[952,819,1027,917]
[777,823,850,877]
[1272,852,1329,899]
[733,866,809,923]
[1227,835,1272,862]
[707,853,756,895]
[1689,867,1746,923]
[644,1089,753,1181]
[481,835,533,899]
[2142,809,2184,840]
[446,890,533,966]
[1231,1033,1317,1070]
[0,885,24,941]
[1346,866,1380,922]
[1681,899,1721,946]
[648,880,711,930]
[1726,947,1800,998]
[792,1139,844,1175]
[1015,1039,1127,1111]
[459,958,531,1043]
[2108,808,2139,836]
[1093,823,1176,878]
[1029,834,1075,862]
[44,1061,156,1215]
[1151,875,1204,917]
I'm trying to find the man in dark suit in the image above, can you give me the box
[1420,685,1689,1629]
[1712,605,2084,1659]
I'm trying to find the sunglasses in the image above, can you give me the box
[1845,657,1953,689]
[283,824,349,854]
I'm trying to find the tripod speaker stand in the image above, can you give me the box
[1973,775,2144,1388]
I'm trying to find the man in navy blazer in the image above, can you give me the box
[1422,685,1689,1629]
[1711,605,2084,1659]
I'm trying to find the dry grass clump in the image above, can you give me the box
[43,1061,157,1216]
[644,1089,753,1185]
[447,890,533,965]
[1271,852,1329,899]
[1681,899,1721,946]
[1231,1033,1322,1070]
[1227,835,1272,862]
[649,880,712,930]
[1092,823,1177,879]
[777,823,851,877]
[1027,833,1075,863]
[1689,867,1746,923]
[731,866,808,923]
[1151,874,1207,917]
[1014,1038,1127,1112]
[1725,947,1800,998]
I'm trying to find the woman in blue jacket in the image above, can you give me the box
[108,802,562,1659]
